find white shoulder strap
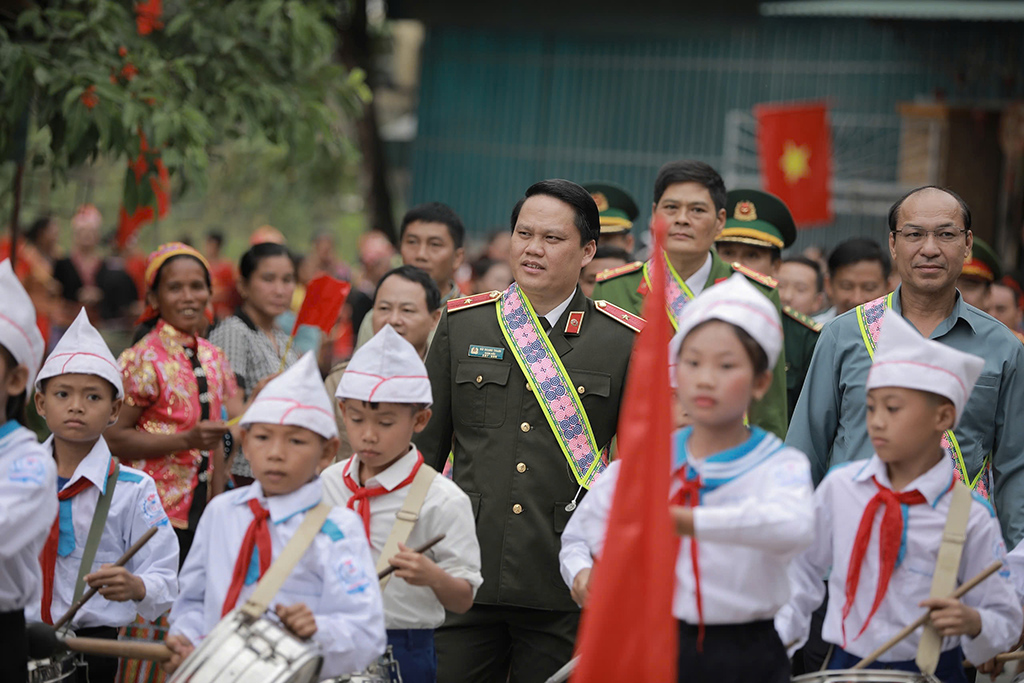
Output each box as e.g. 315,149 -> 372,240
916,481 -> 973,673
376,464 -> 438,590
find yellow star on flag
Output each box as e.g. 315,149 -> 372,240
779,140 -> 812,185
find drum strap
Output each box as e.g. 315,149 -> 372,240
375,464 -> 438,590
915,480 -> 972,674
240,502 -> 333,620
73,464 -> 119,606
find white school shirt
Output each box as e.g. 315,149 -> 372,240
1006,538 -> 1024,602
321,445 -> 483,630
0,421 -> 57,612
560,427 -> 814,624
24,437 -> 178,627
168,479 -> 386,679
775,455 -> 1022,665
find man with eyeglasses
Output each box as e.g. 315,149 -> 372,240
787,185 -> 1024,548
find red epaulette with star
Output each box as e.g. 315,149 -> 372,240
595,300 -> 646,333
731,262 -> 778,289
596,260 -> 643,283
447,290 -> 501,312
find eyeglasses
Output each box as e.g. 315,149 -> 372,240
892,228 -> 967,244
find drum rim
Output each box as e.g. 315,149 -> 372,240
793,669 -> 941,683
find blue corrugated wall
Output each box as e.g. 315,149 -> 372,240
410,17 -> 1024,250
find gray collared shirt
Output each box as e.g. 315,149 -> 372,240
786,284 -> 1024,545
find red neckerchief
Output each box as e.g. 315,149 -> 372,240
671,467 -> 706,651
221,498 -> 272,616
343,451 -> 423,539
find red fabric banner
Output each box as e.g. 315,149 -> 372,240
755,101 -> 833,227
571,217 -> 679,683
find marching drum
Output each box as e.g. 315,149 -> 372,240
166,610 -> 322,683
793,670 -> 942,683
331,646 -> 402,683
27,651 -> 79,683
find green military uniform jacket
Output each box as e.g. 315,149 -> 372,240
592,249 -> 788,438
414,287 -> 638,611
781,307 -> 821,420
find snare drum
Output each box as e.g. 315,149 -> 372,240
331,646 -> 402,683
794,669 -> 942,683
167,611 -> 322,683
27,651 -> 78,683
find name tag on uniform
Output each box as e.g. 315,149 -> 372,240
469,344 -> 504,360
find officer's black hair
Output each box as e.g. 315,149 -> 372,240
0,344 -> 27,426
679,320 -> 770,376
374,265 -> 442,313
132,254 -> 212,344
401,203 -> 466,250
827,238 -> 892,281
887,185 -> 971,233
783,255 -> 824,294
593,245 -> 632,263
239,242 -> 296,282
653,160 -> 727,213
510,179 -> 600,247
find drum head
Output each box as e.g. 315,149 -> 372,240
793,669 -> 941,683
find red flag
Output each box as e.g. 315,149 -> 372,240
291,275 -> 351,336
572,217 -> 679,683
755,101 -> 833,226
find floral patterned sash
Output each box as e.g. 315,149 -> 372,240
643,254 -> 696,329
496,284 -> 606,489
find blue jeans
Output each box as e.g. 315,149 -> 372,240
828,645 -> 968,683
387,628 -> 436,683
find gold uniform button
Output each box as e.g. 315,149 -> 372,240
577,385 -> 585,394
520,422 -> 530,433
476,375 -> 483,383
512,504 -> 523,514
525,382 -> 532,391
516,462 -> 527,473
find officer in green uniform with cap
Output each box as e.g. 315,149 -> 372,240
584,181 -> 638,254
715,189 -> 821,419
957,236 -> 1001,309
592,160 -> 788,438
416,179 -> 641,683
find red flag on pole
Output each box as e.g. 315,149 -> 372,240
291,275 -> 351,336
755,101 -> 833,226
571,217 -> 679,683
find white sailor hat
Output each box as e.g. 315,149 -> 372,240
240,352 -> 338,439
669,272 -> 783,377
866,311 -> 984,428
36,309 -> 124,399
336,324 -> 432,406
0,259 -> 45,388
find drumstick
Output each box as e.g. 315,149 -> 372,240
64,636 -> 172,662
53,526 -> 159,631
852,561 -> 1002,670
377,535 -> 446,580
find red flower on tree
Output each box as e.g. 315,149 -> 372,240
120,63 -> 139,81
80,86 -> 98,109
135,0 -> 164,35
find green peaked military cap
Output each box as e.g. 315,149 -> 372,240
962,237 -> 1002,282
584,182 -> 639,234
719,189 -> 797,250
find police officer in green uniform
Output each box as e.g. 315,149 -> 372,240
715,189 -> 821,419
592,161 -> 788,438
584,181 -> 638,255
415,179 -> 641,683
956,236 -> 1001,309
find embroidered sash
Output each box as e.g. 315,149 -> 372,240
496,283 -> 606,488
855,293 -> 991,498
643,254 -> 696,329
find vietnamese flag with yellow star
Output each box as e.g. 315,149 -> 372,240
754,101 -> 833,226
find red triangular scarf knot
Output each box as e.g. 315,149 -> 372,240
343,452 -> 423,539
671,468 -> 707,651
221,499 -> 272,617
841,477 -> 928,645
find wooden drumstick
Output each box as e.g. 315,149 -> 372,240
64,636 -> 171,662
377,534 -> 446,580
852,561 -> 1003,670
53,526 -> 159,630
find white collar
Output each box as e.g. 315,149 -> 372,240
686,253 -> 713,296
347,445 -> 419,491
853,454 -> 954,506
47,436 -> 114,493
542,287 -> 578,329
236,478 -> 324,524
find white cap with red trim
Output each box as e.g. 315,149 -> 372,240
36,308 -> 123,398
0,259 -> 45,388
336,324 -> 432,406
866,311 -> 984,428
240,351 -> 338,439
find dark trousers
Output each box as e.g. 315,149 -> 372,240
388,628 -> 435,683
75,625 -> 120,683
828,645 -> 968,683
435,604 -> 579,683
791,591 -> 830,674
677,620 -> 790,683
0,608 -> 27,683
